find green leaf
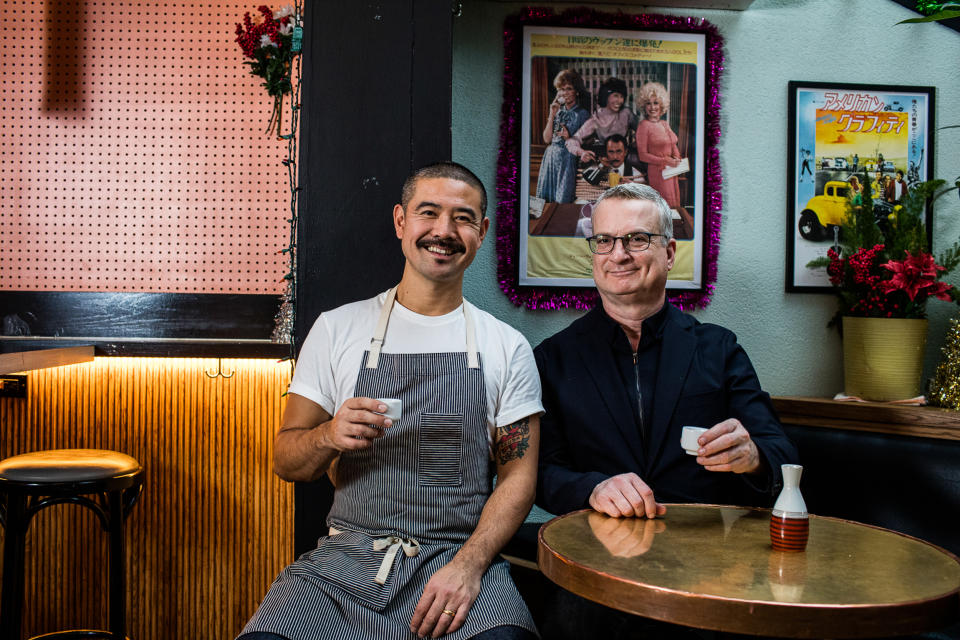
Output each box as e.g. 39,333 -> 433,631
896,8 -> 960,23
937,241 -> 960,274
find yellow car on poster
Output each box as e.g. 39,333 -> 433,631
798,180 -> 899,241
797,181 -> 851,241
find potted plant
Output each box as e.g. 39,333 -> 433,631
808,178 -> 960,401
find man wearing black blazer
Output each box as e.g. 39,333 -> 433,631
535,183 -> 797,520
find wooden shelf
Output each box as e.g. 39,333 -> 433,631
772,396 -> 960,442
0,345 -> 95,374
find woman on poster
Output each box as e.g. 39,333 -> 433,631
535,69 -> 589,203
565,77 -> 638,164
635,81 -> 694,238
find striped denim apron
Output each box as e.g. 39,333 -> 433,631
240,288 -> 537,640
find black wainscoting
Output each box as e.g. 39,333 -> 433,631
292,0 -> 453,557
784,424 -> 960,557
0,292 -> 287,357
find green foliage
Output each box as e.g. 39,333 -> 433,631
937,239 -> 960,276
897,9 -> 960,23
897,1 -> 960,22
808,176 -> 960,322
834,176 -> 946,263
842,175 -> 884,253
243,33 -> 293,98
888,179 -> 942,255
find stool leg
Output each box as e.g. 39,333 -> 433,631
1,490 -> 28,640
107,488 -> 127,639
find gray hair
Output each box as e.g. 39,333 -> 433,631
594,183 -> 674,242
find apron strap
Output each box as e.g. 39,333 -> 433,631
367,286 -> 480,370
367,287 -> 398,369
463,303 -> 479,369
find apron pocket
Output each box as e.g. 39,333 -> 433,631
418,413 -> 464,486
289,531 -> 403,612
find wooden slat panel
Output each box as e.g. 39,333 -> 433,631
0,357 -> 293,639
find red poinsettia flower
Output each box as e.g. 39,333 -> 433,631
881,251 -> 948,300
927,280 -> 955,302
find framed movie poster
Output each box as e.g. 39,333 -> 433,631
495,8 -> 723,310
786,81 -> 935,292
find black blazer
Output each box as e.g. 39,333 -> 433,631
534,304 -> 798,516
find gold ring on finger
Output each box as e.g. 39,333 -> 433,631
442,609 -> 456,617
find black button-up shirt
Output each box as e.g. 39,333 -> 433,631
595,302 -> 669,456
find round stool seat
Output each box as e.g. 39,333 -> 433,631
0,449 -> 141,484
1,449 -> 143,639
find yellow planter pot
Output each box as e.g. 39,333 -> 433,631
842,317 -> 928,401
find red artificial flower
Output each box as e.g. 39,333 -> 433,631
925,280 -> 955,302
881,251 -> 948,301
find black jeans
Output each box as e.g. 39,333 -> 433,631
538,583 -> 711,640
537,583 -> 960,640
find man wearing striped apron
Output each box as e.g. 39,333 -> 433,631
239,163 -> 543,640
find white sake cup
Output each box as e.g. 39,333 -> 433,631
680,426 -> 708,455
376,398 -> 402,422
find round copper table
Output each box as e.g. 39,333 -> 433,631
537,505 -> 960,638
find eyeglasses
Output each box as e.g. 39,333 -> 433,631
586,231 -> 666,254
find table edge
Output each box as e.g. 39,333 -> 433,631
536,506 -> 960,638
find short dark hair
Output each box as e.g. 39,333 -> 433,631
605,134 -> 628,151
896,170 -> 904,179
597,77 -> 628,108
400,162 -> 487,217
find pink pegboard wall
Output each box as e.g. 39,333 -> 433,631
1,1 -> 290,294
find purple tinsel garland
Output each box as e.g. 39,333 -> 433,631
495,7 -> 725,310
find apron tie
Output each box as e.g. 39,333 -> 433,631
372,535 -> 420,585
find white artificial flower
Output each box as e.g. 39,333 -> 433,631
273,6 -> 294,20
260,34 -> 276,48
279,21 -> 293,35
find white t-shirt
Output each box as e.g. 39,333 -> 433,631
289,291 -> 544,441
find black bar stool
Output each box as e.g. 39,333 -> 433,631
0,449 -> 144,640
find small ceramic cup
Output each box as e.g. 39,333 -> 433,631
376,398 -> 402,422
680,426 -> 708,455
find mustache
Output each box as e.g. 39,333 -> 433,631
416,237 -> 466,254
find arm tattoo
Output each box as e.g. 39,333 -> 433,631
495,417 -> 531,465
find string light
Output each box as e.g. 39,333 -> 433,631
271,0 -> 303,366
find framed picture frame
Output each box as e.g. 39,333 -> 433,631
496,8 -> 724,310
785,81 -> 935,292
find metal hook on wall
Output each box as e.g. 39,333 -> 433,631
205,358 -> 235,379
